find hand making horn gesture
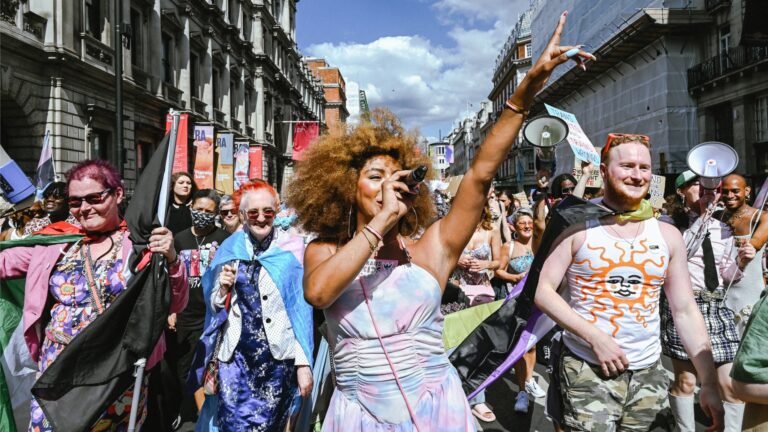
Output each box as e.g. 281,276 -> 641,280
510,11 -> 596,109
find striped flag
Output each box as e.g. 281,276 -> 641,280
0,234 -> 83,432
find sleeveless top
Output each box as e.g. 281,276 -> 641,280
507,241 -> 533,274
564,218 -> 670,369
322,253 -> 475,430
726,227 -> 766,334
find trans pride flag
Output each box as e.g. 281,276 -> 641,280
189,228 -> 313,432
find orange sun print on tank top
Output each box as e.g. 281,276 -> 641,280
574,239 -> 666,337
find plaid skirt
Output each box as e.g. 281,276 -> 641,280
661,292 -> 740,363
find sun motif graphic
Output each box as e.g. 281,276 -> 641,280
574,239 -> 666,337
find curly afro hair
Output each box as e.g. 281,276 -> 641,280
285,109 -> 435,242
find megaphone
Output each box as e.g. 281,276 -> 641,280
522,115 -> 569,162
0,145 -> 35,204
686,141 -> 739,190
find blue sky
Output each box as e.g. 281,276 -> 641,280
296,0 -> 530,140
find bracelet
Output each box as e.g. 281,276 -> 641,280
363,225 -> 384,242
504,100 -> 530,117
359,229 -> 379,255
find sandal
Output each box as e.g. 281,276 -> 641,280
471,403 -> 497,423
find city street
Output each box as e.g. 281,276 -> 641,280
2,0 -> 767,431
480,358 -> 710,432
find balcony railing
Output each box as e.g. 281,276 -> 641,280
191,97 -> 207,117
688,45 -> 768,89
705,0 -> 730,12
162,83 -> 183,105
213,108 -> 226,125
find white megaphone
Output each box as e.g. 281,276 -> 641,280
686,141 -> 739,189
522,115 -> 569,162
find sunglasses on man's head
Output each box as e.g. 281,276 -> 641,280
244,208 -> 275,220
220,209 -> 236,217
601,133 -> 651,159
67,188 -> 113,208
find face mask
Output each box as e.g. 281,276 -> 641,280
191,209 -> 216,229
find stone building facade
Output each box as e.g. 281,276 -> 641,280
529,0 -> 767,184
0,0 -> 324,193
488,6 -> 537,192
687,0 -> 768,178
306,58 -> 348,129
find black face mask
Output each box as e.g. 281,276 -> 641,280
190,209 -> 216,229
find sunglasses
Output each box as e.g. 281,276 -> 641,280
560,187 -> 575,195
44,192 -> 66,200
67,188 -> 113,208
220,209 -> 236,217
244,208 -> 275,220
601,133 -> 651,160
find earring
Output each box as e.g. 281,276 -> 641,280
399,207 -> 419,238
347,206 -> 354,239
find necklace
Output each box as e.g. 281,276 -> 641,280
724,207 -> 750,227
605,221 -> 644,250
193,230 -> 208,249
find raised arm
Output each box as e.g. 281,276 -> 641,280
417,12 -> 595,276
573,162 -> 593,199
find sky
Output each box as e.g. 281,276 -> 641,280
296,0 -> 530,141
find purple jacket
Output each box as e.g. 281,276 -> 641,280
0,231 -> 188,370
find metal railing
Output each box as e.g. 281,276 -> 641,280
705,0 -> 730,12
688,45 -> 768,88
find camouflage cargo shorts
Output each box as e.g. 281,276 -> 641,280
559,351 -> 668,431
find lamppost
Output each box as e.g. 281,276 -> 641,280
114,0 -> 123,174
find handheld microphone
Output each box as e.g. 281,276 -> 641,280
404,165 -> 428,188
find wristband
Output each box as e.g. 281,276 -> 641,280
359,229 -> 379,255
363,225 -> 384,242
504,100 -> 530,117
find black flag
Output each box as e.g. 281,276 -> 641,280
449,196 -> 613,394
31,131 -> 175,431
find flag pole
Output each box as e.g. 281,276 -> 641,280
127,109 -> 180,432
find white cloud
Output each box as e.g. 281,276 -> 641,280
433,0 -> 525,24
306,1 -> 529,137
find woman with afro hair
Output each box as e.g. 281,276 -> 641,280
285,13 -> 593,431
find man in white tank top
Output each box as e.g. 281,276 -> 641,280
535,135 -> 725,431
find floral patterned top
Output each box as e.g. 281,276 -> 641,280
40,242 -> 126,372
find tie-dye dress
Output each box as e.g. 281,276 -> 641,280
322,258 -> 475,431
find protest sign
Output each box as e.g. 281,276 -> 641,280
571,148 -> 603,188
545,104 -> 600,166
513,191 -> 530,208
649,175 -> 666,209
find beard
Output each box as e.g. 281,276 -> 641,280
603,176 -> 649,210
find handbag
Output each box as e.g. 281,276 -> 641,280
202,289 -> 232,395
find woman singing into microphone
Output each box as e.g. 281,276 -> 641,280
285,12 -> 593,431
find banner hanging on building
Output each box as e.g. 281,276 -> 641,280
249,145 -> 263,180
291,121 -> 320,161
166,113 -> 189,173
445,144 -> 455,164
193,125 -> 214,189
234,141 -> 250,190
215,133 -> 234,194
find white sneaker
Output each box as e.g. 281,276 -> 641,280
524,378 -> 546,399
514,391 -> 529,413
